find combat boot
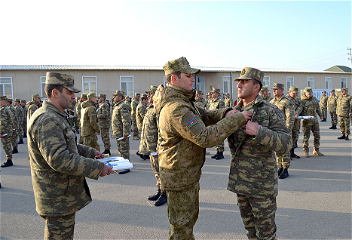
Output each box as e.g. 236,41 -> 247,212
278,167 -> 283,176
155,191 -> 167,206
290,148 -> 300,159
313,149 -> 324,156
12,148 -> 18,154
18,139 -> 24,144
215,152 -> 224,160
211,151 -> 219,159
1,160 -> 13,168
332,125 -> 337,129
23,133 -> 27,138
102,149 -> 111,155
329,125 -> 334,129
345,135 -> 349,140
279,169 -> 289,179
293,141 -> 298,148
337,135 -> 346,139
148,188 -> 161,201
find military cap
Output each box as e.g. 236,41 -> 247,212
322,90 -> 326,93
163,56 -> 200,76
261,85 -> 269,91
211,88 -> 220,94
289,86 -> 298,93
15,98 -> 21,102
32,94 -> 40,99
330,89 -> 335,92
0,96 -> 8,101
146,85 -> 158,94
196,90 -> 203,95
135,92 -> 140,96
272,83 -> 284,90
225,93 -> 230,96
81,93 -> 87,99
112,90 -> 124,97
87,92 -> 97,99
235,67 -> 264,82
46,72 -> 80,93
98,93 -> 106,98
341,87 -> 348,92
20,99 -> 26,103
141,93 -> 148,98
304,87 -> 313,93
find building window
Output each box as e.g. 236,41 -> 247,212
120,76 -> 134,97
341,77 -> 347,88
222,76 -> 231,94
307,77 -> 314,88
0,77 -> 13,99
40,76 -> 47,99
286,76 -> 294,92
325,77 -> 332,89
195,76 -> 206,95
263,76 -> 270,87
82,76 -> 97,94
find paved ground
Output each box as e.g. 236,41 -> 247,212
0,119 -> 351,240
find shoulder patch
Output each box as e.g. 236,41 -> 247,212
187,118 -> 197,128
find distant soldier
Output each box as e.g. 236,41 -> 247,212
205,92 -> 211,109
14,99 -> 24,144
77,93 -> 87,144
0,96 -> 14,167
73,97 -> 80,132
224,93 -> 233,108
27,94 -> 41,122
97,94 -> 111,155
111,90 -> 131,160
136,94 -> 148,134
124,96 -> 132,113
327,89 -> 338,129
195,90 -> 206,109
296,87 -> 324,157
131,93 -> 140,140
320,90 -> 328,122
270,83 -> 295,179
7,99 -> 19,154
80,92 -> 100,151
20,100 -> 28,138
208,88 -> 226,160
337,88 -> 352,140
260,85 -> 273,102
286,86 -> 301,159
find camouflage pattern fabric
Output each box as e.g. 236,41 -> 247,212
224,97 -> 233,108
100,128 -> 110,151
261,95 -> 273,102
27,100 -> 41,122
150,155 -> 161,189
75,101 -> 82,130
124,100 -> 131,113
139,104 -> 158,155
194,97 -> 206,109
320,95 -> 328,119
131,98 -> 139,137
15,104 -> 24,141
80,100 -> 100,137
41,213 -> 75,240
9,104 -> 18,149
337,94 -> 352,135
27,101 -> 104,217
22,105 -> 28,134
136,101 -> 148,133
0,105 -> 13,161
82,135 -> 100,152
286,94 -> 302,145
207,97 -> 226,152
97,102 -> 111,150
327,95 -> 338,125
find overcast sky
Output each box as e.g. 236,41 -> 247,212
1,0 -> 351,71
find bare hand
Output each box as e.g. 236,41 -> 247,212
241,111 -> 252,121
225,109 -> 235,118
123,136 -> 128,140
100,165 -> 114,177
95,151 -> 104,159
244,121 -> 259,136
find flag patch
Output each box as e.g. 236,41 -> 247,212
187,119 -> 197,128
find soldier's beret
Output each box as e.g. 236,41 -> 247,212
272,83 -> 284,90
87,92 -> 97,99
46,72 -> 80,93
235,67 -> 264,83
163,56 -> 200,76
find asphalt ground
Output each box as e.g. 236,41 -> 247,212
0,118 -> 351,240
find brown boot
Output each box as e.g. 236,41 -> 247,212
313,149 -> 324,156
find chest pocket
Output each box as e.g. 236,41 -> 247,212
64,128 -> 77,146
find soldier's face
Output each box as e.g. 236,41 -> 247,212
213,92 -> 219,98
173,73 -> 195,92
322,92 -> 326,96
20,102 -> 25,107
58,88 -> 75,110
34,97 -> 41,103
237,79 -> 257,99
135,95 -> 140,100
342,90 -> 347,96
289,91 -> 297,98
273,88 -> 283,97
331,92 -> 335,96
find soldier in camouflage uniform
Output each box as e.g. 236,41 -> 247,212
131,92 -> 140,140
97,94 -> 111,155
27,94 -> 41,122
27,72 -> 113,240
0,96 -> 14,167
336,88 -> 352,140
7,99 -> 19,154
208,88 -> 226,160
327,89 -> 338,129
195,90 -> 206,109
286,86 -> 301,159
228,67 -> 292,240
111,90 -> 131,160
14,99 -> 24,144
320,90 -> 328,122
124,95 -> 132,113
205,92 -> 211,109
270,83 -> 295,179
260,85 -> 273,102
155,57 -> 252,240
77,94 -> 87,144
296,87 -> 324,157
136,94 -> 148,134
138,85 -> 167,206
20,100 -> 28,138
224,93 -> 233,108
80,92 -> 100,151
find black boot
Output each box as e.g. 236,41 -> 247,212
293,141 -> 298,148
23,133 -> 27,138
211,151 -> 219,159
329,125 -> 334,129
291,148 -> 300,159
136,151 -> 149,160
279,169 -> 289,179
1,160 -> 13,168
12,148 -> 18,154
278,168 -> 283,176
215,152 -> 224,160
338,135 -> 346,139
155,191 -> 167,206
148,189 -> 161,201
345,135 -> 349,140
102,149 -> 111,155
18,139 -> 24,144
332,125 -> 337,129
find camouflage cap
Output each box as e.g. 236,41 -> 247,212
135,92 -> 140,96
98,93 -> 106,98
211,88 -> 220,94
87,92 -> 97,99
15,98 -> 21,102
235,67 -> 264,82
46,72 -> 80,93
81,93 -> 87,99
32,94 -> 40,99
141,93 -> 148,98
0,96 -> 8,101
163,56 -> 200,76
272,83 -> 284,90
304,87 -> 313,93
145,85 -> 158,94
289,86 -> 298,93
342,87 -> 348,92
261,85 -> 269,91
196,90 -> 203,95
20,99 -> 26,103
330,89 -> 335,92
322,90 -> 326,93
113,90 -> 124,97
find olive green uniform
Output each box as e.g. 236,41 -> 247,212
8,104 -> 19,150
80,100 -> 100,151
208,97 -> 226,153
15,103 -> 24,142
97,102 -> 111,151
337,94 -> 352,136
131,97 -> 140,138
136,101 -> 148,134
0,104 -> 13,163
327,95 -> 338,126
320,95 -> 328,119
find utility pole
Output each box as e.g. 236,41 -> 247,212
348,47 -> 352,66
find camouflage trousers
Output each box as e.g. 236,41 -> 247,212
167,182 -> 199,240
1,135 -> 12,161
302,120 -> 320,151
150,155 -> 161,190
74,117 -> 80,131
18,123 -> 23,141
321,107 -> 327,119
100,128 -> 111,151
275,152 -> 290,169
132,117 -> 139,137
11,129 -> 18,149
215,141 -> 224,152
339,116 -> 350,135
116,138 -> 130,159
291,119 -> 300,144
41,213 -> 75,240
329,111 -> 338,126
237,194 -> 277,240
82,135 -> 100,152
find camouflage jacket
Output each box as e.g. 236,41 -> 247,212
97,102 -> 111,129
195,97 -> 206,109
136,101 -> 148,132
27,100 -> 41,121
111,100 -> 131,138
261,94 -> 273,102
27,101 -> 104,216
22,105 -> 28,125
154,84 -> 247,191
296,95 -> 322,124
208,97 -> 225,110
0,105 -> 13,135
224,98 -> 233,108
9,104 -> 18,130
336,94 -> 352,117
80,100 -> 100,137
131,98 -> 139,119
327,95 -> 338,112
139,104 -> 159,155
285,94 -> 302,115
270,95 -> 295,132
75,101 -> 82,119
319,96 -> 328,109
227,95 -> 292,198
15,104 -> 24,127
124,100 -> 132,112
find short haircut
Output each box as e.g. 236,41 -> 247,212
165,71 -> 181,83
141,96 -> 148,101
253,80 -> 263,91
45,84 -> 64,98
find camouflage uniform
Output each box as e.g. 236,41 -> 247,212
8,102 -> 19,151
320,92 -> 328,121
136,100 -> 148,134
156,57 -> 248,240
27,94 -> 41,122
296,87 -> 323,156
15,99 -> 24,143
97,95 -> 111,152
80,96 -> 100,151
195,91 -> 206,109
131,94 -> 140,139
224,95 -> 233,108
286,91 -> 302,148
0,97 -> 13,166
21,100 -> 28,137
336,88 -> 352,138
124,99 -> 132,113
327,90 -> 338,127
111,91 -> 131,159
